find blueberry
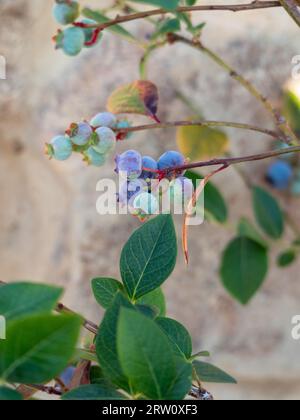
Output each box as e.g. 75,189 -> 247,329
94,127 -> 116,154
46,135 -> 72,161
59,366 -> 76,387
90,112 -> 117,129
157,151 -> 185,177
84,146 -> 106,167
69,122 -> 92,146
55,27 -> 85,56
118,179 -> 147,206
115,150 -> 142,180
266,160 -> 293,190
53,1 -> 80,25
132,192 -> 158,215
169,177 -> 194,207
79,18 -> 102,47
141,156 -> 158,180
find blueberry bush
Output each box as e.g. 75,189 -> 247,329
2,0 -> 300,400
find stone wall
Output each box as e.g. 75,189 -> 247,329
1,0 -> 300,400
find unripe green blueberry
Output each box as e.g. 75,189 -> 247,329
84,147 -> 106,167
69,122 -> 93,146
132,192 -> 158,215
94,127 -> 116,154
55,27 -> 85,56
90,112 -> 117,129
53,1 -> 80,25
46,135 -> 72,161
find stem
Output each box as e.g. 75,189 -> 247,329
278,0 -> 300,26
167,34 -> 299,145
77,2 -> 282,30
56,303 -> 98,335
163,146 -> 300,173
117,120 -> 280,139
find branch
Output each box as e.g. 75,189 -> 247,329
167,34 -> 299,145
56,303 -> 98,335
76,2 -> 281,31
161,145 -> 300,173
117,120 -> 280,139
279,0 -> 300,26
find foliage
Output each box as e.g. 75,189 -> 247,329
0,217 -> 235,400
2,0 -> 300,401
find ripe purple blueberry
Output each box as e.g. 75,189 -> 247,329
266,160 -> 293,190
141,156 -> 158,180
157,151 -> 185,178
115,150 -> 143,180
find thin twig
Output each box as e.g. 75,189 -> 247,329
56,303 -> 98,335
167,33 -> 299,145
279,0 -> 300,26
163,145 -> 300,173
116,120 -> 280,139
76,2 -> 282,31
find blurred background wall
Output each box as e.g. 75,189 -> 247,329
0,0 -> 300,399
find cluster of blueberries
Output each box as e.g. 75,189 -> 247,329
45,112 -> 131,166
115,150 -> 194,219
266,142 -> 300,196
52,0 -> 100,56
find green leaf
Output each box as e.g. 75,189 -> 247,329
136,304 -> 159,319
177,123 -> 229,160
137,288 -> 166,317
277,249 -> 297,267
220,236 -> 268,304
95,293 -> 133,391
0,387 -> 23,401
165,357 -> 192,400
130,0 -> 180,10
283,89 -> 300,136
62,384 -> 126,400
252,186 -> 284,239
91,278 -> 123,309
120,215 -> 177,300
82,8 -> 137,44
117,308 -> 177,400
0,282 -> 62,321
193,360 -> 237,384
107,80 -> 159,118
186,170 -> 228,223
0,314 -> 81,384
156,317 -> 192,359
238,217 -> 268,248
152,18 -> 181,39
